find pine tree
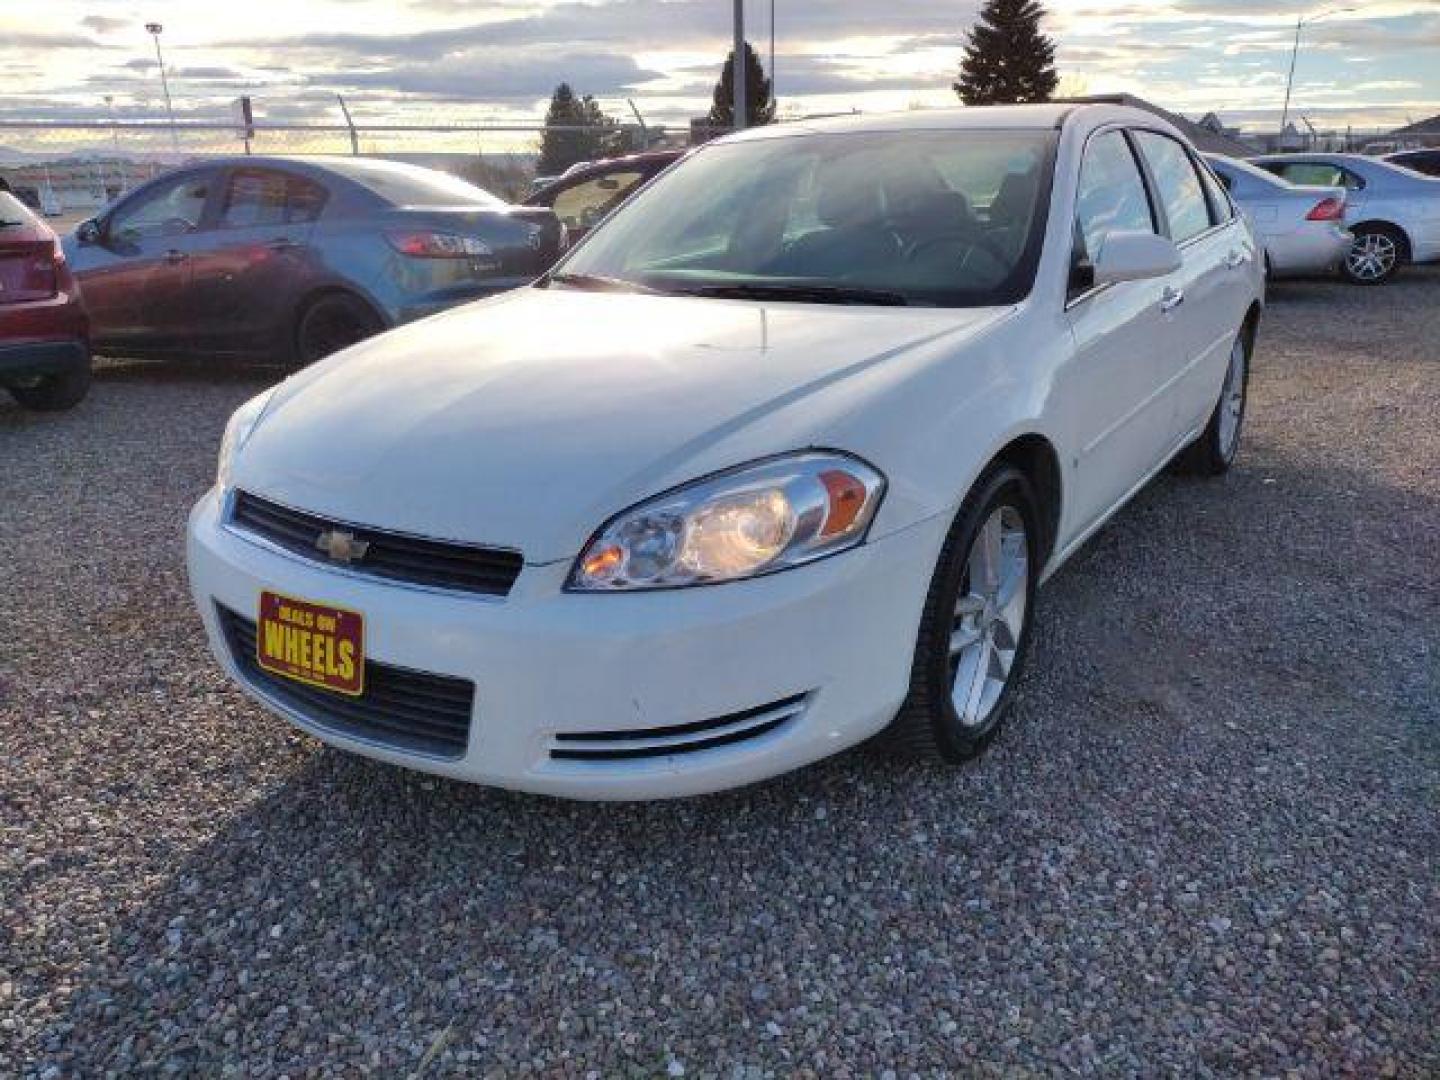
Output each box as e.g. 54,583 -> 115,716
954,0 -> 1059,106
537,84 -> 621,176
706,42 -> 776,130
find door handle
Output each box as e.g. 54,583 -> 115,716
1224,249 -> 1248,269
163,249 -> 187,264
1160,286 -> 1185,313
266,238 -> 298,251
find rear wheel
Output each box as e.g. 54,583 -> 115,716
295,293 -> 384,366
887,464 -> 1039,762
7,364 -> 91,411
1342,224 -> 1404,285
1178,327 -> 1249,476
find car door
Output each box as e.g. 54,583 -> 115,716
546,168 -> 647,242
70,168 -> 218,351
187,166 -> 328,353
1131,130 -> 1253,438
1056,127 -> 1178,532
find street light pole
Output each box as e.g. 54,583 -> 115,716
733,0 -> 747,131
1279,7 -> 1355,140
145,22 -> 180,156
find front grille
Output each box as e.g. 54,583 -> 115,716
550,693 -> 809,762
218,605 -> 475,758
230,491 -> 523,597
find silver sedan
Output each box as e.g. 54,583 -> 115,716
1248,152 -> 1440,284
1205,155 -> 1351,279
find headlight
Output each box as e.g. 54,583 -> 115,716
568,452 -> 886,591
216,388 -> 276,490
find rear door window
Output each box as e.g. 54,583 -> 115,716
219,169 -> 328,229
1133,131 -> 1214,242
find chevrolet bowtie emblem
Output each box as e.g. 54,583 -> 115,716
315,528 -> 370,564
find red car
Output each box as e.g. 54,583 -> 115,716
1,190 -> 90,410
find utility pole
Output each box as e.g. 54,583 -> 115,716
733,0 -> 747,131
1280,7 -> 1355,140
770,0 -> 776,110
144,22 -> 179,156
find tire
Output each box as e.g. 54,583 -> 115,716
1342,224 -> 1405,285
295,293 -> 384,365
886,463 -> 1040,762
7,364 -> 91,411
1177,325 -> 1250,476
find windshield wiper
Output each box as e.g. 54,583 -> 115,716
673,282 -> 910,306
541,271 -> 664,295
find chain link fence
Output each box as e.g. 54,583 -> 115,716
0,117 -> 728,219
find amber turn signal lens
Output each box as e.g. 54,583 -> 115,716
580,544 -> 624,580
818,469 -> 868,538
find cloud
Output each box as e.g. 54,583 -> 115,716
80,15 -> 128,35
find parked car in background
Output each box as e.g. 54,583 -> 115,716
525,150 -> 683,243
0,190 -> 90,411
65,157 -> 564,365
1385,148 -> 1440,178
1250,152 -> 1440,284
188,104 -> 1263,799
1205,154 -> 1350,278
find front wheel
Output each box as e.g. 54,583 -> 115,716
1177,327 -> 1249,476
1342,225 -> 1404,285
887,464 -> 1039,762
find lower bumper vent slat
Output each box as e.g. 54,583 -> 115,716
550,693 -> 809,762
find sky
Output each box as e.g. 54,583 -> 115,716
2,0 -> 1437,143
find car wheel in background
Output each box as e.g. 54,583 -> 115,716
295,293 -> 384,366
1342,224 -> 1405,285
6,365 -> 91,411
887,463 -> 1039,762
1178,325 -> 1251,476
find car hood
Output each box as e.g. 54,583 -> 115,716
234,286 -> 1003,562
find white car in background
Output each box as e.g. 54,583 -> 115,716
188,104 -> 1264,800
1250,152 -> 1440,284
1205,154 -> 1351,278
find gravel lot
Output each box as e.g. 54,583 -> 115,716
2,269 -> 1437,1077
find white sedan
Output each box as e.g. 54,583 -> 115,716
1205,154 -> 1352,278
1250,152 -> 1440,284
188,104 -> 1264,800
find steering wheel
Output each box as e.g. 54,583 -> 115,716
905,224 -> 1011,274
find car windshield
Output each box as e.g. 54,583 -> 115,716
327,160 -> 506,208
553,128 -> 1055,308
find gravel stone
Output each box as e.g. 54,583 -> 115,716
1,270 -> 1437,1076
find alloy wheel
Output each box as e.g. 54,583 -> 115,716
1217,335 -> 1247,462
1347,232 -> 1398,282
949,505 -> 1029,729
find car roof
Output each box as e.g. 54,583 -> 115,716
716,103 -> 1191,147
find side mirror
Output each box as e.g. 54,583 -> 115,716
76,218 -> 101,245
1092,231 -> 1181,285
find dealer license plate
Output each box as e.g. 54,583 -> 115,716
256,591 -> 365,696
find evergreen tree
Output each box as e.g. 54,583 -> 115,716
538,84 -> 621,176
954,0 -> 1059,106
706,42 -> 775,130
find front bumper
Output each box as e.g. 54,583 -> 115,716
187,488 -> 945,799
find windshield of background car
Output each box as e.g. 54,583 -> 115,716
557,129 -> 1056,307
329,162 -> 507,208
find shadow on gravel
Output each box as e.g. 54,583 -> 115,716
94,357 -> 287,385
26,440 -> 1439,1075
